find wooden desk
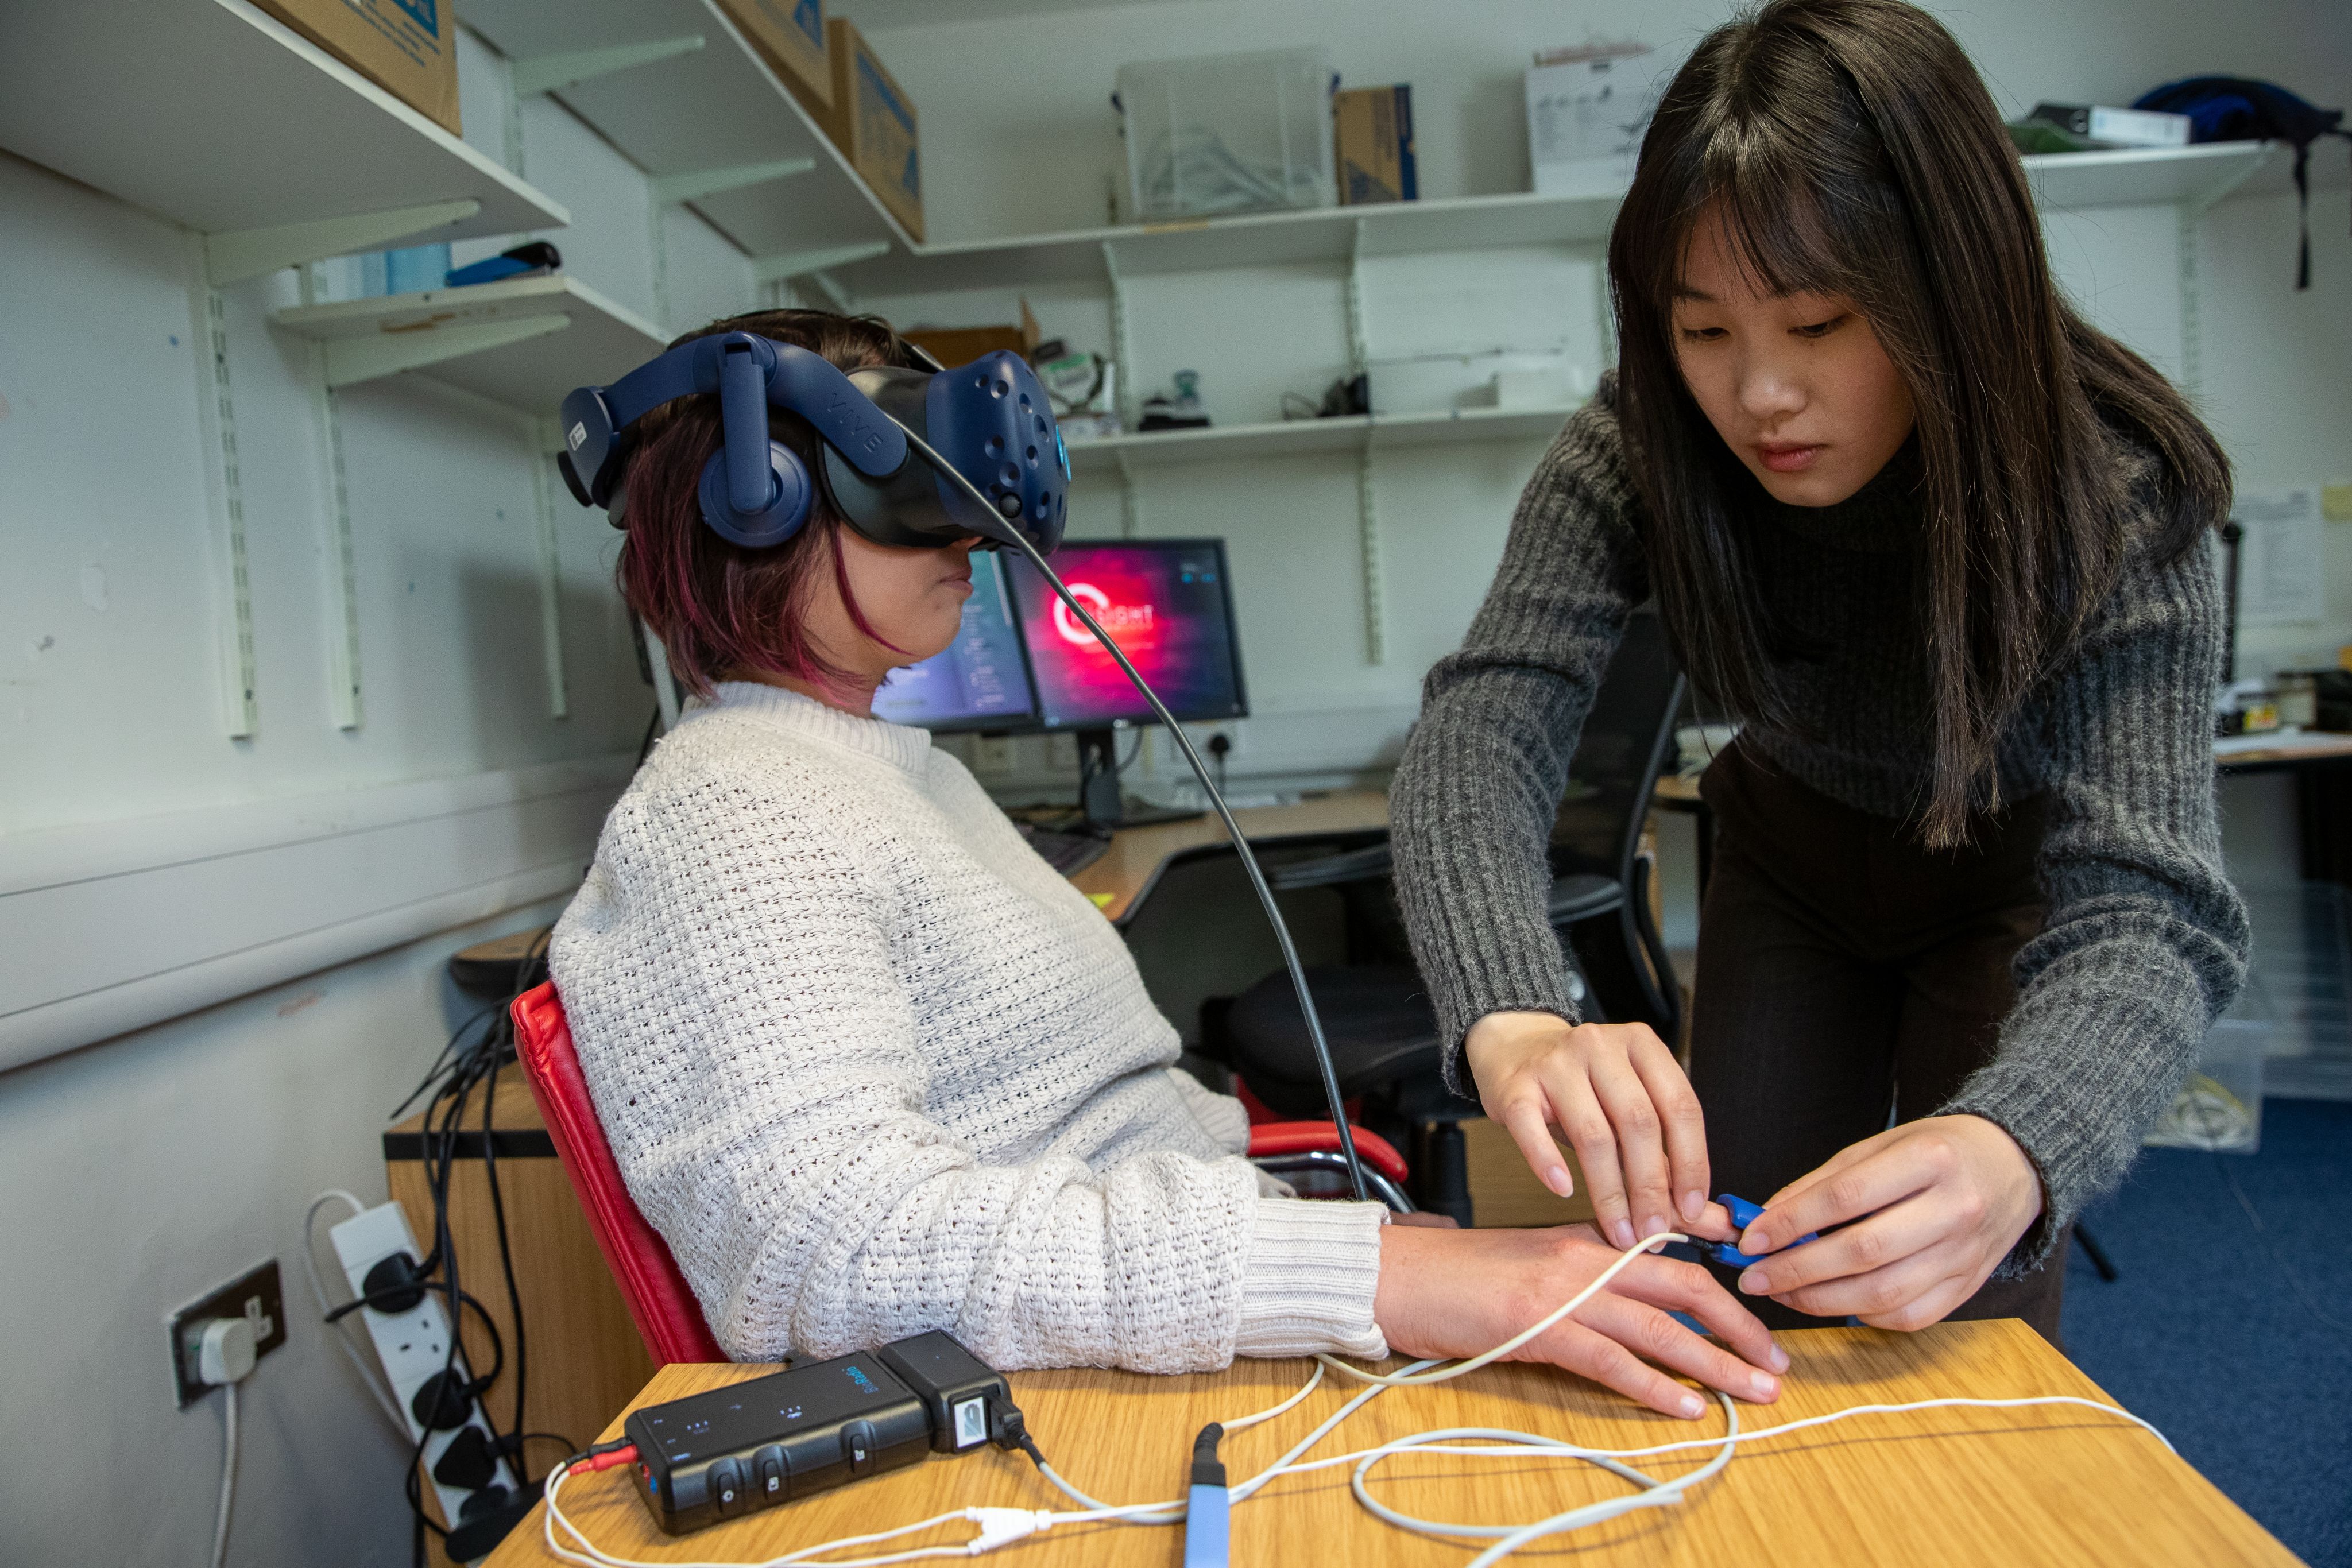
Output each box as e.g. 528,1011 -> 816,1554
483,1319 -> 2289,1567
1070,790 -> 1391,924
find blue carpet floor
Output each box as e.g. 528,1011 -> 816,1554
2063,1097 -> 2352,1565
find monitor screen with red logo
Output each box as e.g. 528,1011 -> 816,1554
1005,539 -> 1248,730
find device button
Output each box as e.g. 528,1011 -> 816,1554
753,1446 -> 786,1507
709,1459 -> 745,1519
842,1419 -> 877,1478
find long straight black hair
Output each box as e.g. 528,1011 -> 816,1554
1610,0 -> 2231,846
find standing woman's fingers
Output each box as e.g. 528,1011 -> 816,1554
1628,1027 -> 1711,1225
1549,1070 -> 1634,1248
1492,1084 -> 1577,1201
1587,1046 -> 1675,1242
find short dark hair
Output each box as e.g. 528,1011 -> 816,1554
613,308 -> 923,696
1609,0 -> 2231,846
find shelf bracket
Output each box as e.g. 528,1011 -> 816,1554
1344,219 -> 1371,380
183,237 -> 257,737
1102,241 -> 1139,429
752,242 -> 891,284
310,350 -> 364,730
510,36 -> 705,98
2175,150 -> 2266,408
319,313 -> 571,390
653,158 -> 817,205
1115,448 -> 1141,539
530,419 -> 570,720
205,199 -> 482,287
1357,447 -> 1387,665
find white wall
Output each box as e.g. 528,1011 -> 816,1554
0,24 -> 763,1564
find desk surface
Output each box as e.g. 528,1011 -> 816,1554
486,1319 -> 2287,1567
1070,791 -> 1391,924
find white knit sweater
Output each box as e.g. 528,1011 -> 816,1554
551,682 -> 1389,1371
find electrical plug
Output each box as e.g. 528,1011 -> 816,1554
194,1316 -> 258,1387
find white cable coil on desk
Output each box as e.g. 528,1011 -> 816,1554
539,1232 -> 2172,1567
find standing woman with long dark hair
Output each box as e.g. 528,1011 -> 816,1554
1391,0 -> 2248,1342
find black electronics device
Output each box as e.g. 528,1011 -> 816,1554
624,1332 -> 1019,1535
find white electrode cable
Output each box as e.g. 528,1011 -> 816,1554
540,1229 -> 2175,1566
211,1380 -> 238,1568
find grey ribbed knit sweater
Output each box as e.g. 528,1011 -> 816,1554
1388,376 -> 2249,1273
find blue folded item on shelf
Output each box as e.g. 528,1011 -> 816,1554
445,240 -> 563,289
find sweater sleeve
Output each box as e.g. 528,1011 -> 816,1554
1942,529 -> 2250,1275
555,776 -> 1385,1373
1388,381 -> 1654,1087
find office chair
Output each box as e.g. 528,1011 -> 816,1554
509,983 -> 1417,1367
1200,609 -> 1689,1225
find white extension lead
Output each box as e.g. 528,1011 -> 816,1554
539,1232 -> 2175,1567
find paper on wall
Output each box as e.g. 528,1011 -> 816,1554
2234,487 -> 2326,625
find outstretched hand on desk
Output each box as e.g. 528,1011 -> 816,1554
1373,1222 -> 1788,1419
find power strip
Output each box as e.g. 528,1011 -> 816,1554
328,1201 -> 518,1527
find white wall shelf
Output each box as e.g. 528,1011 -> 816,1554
1066,404 -> 1578,475
461,0 -> 917,270
0,0 -> 568,276
272,275 -> 666,415
853,189 -> 1625,295
841,140 -> 2315,299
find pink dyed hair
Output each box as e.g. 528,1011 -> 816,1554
613,309 -> 915,697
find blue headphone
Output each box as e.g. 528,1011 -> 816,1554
556,330 -> 1069,556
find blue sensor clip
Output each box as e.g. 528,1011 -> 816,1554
1701,1194 -> 1819,1271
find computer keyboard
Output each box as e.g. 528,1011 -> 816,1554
1016,820 -> 1112,876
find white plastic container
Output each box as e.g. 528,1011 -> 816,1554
1116,48 -> 1339,221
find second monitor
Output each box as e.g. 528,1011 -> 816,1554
1007,538 -> 1248,826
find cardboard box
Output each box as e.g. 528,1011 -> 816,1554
714,0 -> 831,117
818,18 -> 923,241
902,303 -> 1039,368
1525,43 -> 1684,198
253,0 -> 460,135
1335,86 -> 1417,205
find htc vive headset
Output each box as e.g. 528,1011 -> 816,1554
556,330 -> 1069,556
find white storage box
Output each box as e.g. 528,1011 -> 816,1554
1117,47 -> 1339,221
1368,350 -> 1588,415
1526,43 -> 1686,198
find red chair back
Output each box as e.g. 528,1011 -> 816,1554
509,982 -> 727,1365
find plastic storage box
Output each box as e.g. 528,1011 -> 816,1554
1116,48 -> 1339,222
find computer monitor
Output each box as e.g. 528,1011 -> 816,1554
1004,539 -> 1247,824
1005,539 -> 1248,730
870,549 -> 1041,733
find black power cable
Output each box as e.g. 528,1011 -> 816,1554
375,927 -> 570,1565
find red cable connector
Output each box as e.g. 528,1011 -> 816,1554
570,1443 -> 639,1476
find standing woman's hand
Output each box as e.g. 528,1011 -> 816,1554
1462,1010 -> 1727,1251
1726,1114 -> 2044,1330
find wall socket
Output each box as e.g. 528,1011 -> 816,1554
1047,733 -> 1079,770
972,735 -> 1015,774
168,1259 -> 286,1407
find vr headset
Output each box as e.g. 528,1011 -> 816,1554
556,330 -> 1070,557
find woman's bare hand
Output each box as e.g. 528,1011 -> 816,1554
1373,1221 -> 1786,1419
1463,1011 -> 1719,1251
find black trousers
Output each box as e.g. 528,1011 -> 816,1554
1686,742 -> 2068,1344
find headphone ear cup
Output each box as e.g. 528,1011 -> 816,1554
697,441 -> 811,548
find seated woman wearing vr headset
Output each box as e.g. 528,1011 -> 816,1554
548,309 -> 1786,1420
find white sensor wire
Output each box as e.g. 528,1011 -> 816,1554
210,1380 -> 238,1568
541,1227 -> 2173,1566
